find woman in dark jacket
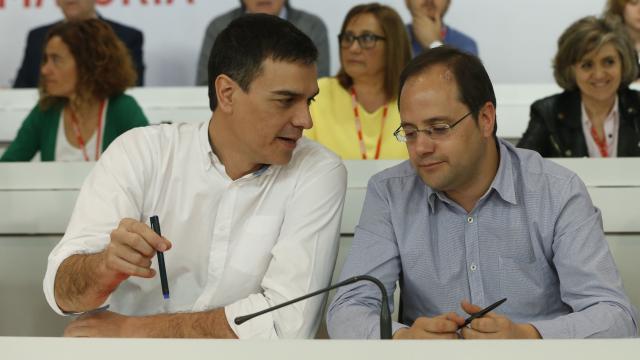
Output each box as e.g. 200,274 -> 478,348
518,16 -> 640,157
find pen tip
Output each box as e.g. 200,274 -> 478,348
163,293 -> 170,300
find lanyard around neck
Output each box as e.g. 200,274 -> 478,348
589,126 -> 609,158
351,87 -> 388,160
69,99 -> 106,161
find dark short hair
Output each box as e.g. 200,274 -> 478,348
207,13 -> 318,111
336,3 -> 411,100
40,19 -> 136,109
399,46 -> 497,136
553,16 -> 638,90
239,0 -> 289,11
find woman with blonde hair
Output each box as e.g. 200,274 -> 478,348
305,3 -> 411,159
2,19 -> 148,161
518,16 -> 640,157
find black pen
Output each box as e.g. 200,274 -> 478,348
150,215 -> 170,300
459,298 -> 507,329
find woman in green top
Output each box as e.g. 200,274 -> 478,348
1,19 -> 148,162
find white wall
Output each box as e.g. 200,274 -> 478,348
0,0 -> 605,87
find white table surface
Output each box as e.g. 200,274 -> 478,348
2,337 -> 639,360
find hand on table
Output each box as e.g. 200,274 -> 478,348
393,311 -> 465,339
459,300 -> 541,339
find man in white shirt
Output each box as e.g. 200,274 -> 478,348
43,14 -> 347,339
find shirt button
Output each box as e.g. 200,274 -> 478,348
470,263 -> 477,271
467,216 -> 474,224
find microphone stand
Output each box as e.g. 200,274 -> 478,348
234,274 -> 392,339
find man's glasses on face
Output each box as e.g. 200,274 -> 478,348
394,112 -> 472,142
338,32 -> 386,49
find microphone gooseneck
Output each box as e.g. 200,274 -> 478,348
234,274 -> 392,339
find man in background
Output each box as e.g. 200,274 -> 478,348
405,0 -> 478,56
14,0 -> 144,87
196,0 -> 330,85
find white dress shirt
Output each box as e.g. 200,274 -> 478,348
581,97 -> 619,158
43,121 -> 347,339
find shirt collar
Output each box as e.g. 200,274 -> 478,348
244,7 -> 288,20
425,138 -> 517,212
490,139 -> 517,205
199,120 -> 216,171
198,120 -> 272,178
580,96 -> 619,127
279,6 -> 288,19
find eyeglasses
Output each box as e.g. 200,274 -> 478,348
338,32 -> 386,49
393,112 -> 472,142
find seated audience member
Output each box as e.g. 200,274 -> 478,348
196,0 -> 330,84
327,46 -> 638,339
405,0 -> 478,56
1,19 -> 148,162
518,16 -> 640,157
43,14 -> 346,339
14,0 -> 144,87
604,0 -> 640,64
305,3 -> 411,160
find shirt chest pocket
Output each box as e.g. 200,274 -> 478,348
228,215 -> 283,276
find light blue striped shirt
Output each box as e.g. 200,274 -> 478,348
327,139 -> 638,338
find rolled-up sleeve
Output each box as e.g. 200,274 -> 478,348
42,129 -> 151,315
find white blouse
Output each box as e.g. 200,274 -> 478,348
54,100 -> 108,161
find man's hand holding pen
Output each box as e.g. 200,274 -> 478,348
458,301 -> 541,339
394,298 -> 541,339
54,218 -> 173,314
61,218 -> 173,337
88,218 -> 172,308
102,218 -> 171,283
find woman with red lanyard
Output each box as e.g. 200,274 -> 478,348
1,19 -> 148,162
518,16 -> 640,158
306,3 -> 412,160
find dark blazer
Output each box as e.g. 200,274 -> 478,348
13,17 -> 145,88
517,88 -> 640,157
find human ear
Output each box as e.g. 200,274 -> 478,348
214,74 -> 237,113
478,101 -> 496,138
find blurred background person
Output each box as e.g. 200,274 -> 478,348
196,0 -> 330,85
305,3 -> 411,160
13,0 -> 144,88
405,0 -> 478,56
1,19 -> 149,162
604,0 -> 640,63
518,16 -> 640,157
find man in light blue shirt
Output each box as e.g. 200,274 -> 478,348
327,46 -> 638,339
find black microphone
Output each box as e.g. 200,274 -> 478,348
234,274 -> 392,339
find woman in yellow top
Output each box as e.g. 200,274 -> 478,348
306,3 -> 412,159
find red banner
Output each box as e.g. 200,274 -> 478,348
0,0 -> 195,8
